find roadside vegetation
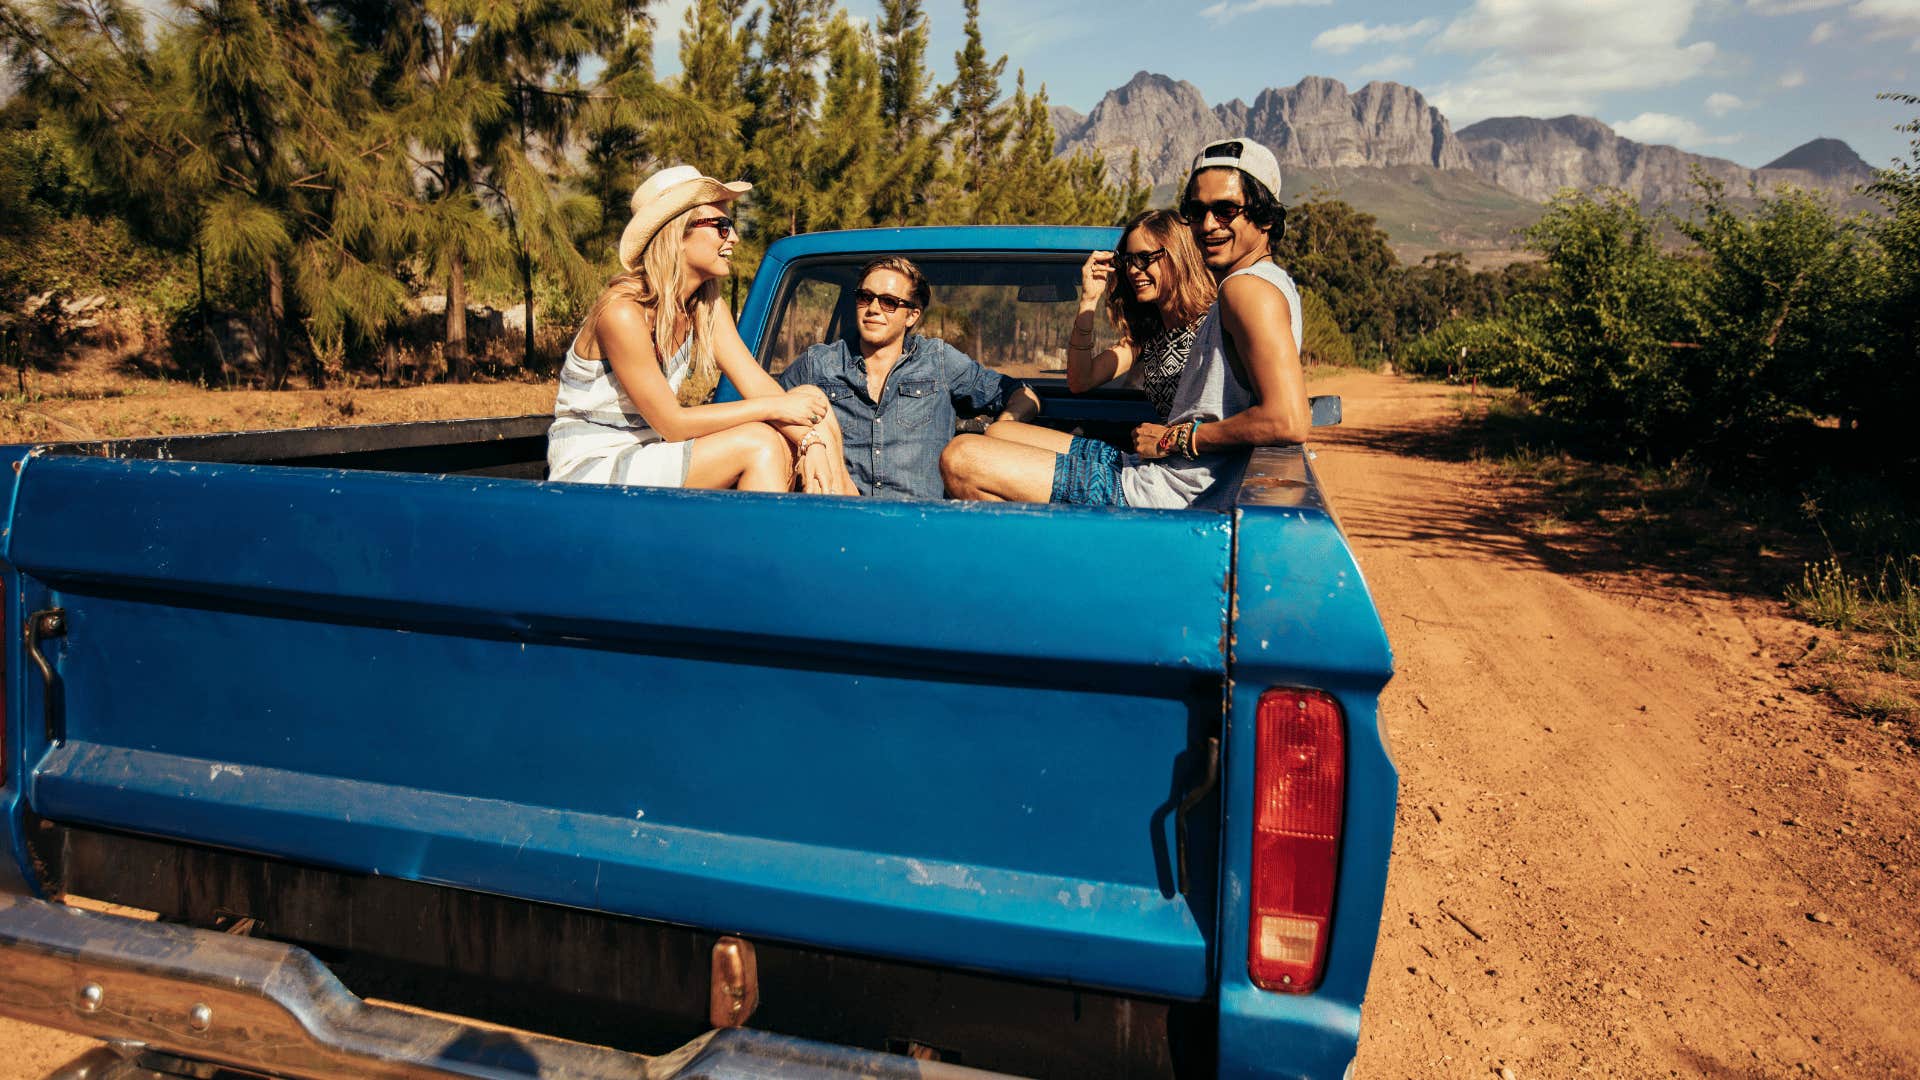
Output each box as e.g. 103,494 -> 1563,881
0,0 -> 1147,390
1400,93 -> 1920,735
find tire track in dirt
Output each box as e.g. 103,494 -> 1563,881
1313,372 -> 1920,1079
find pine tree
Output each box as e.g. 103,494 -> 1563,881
744,0 -> 830,240
640,0 -> 754,196
358,0 -> 681,376
811,12 -> 881,231
998,72 -> 1062,223
936,0 -> 1009,223
871,0 -> 935,225
1119,149 -> 1151,222
5,0 -> 411,387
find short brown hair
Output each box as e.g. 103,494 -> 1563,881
1107,209 -> 1216,347
860,255 -> 931,309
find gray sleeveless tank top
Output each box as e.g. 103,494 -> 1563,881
1119,260 -> 1304,509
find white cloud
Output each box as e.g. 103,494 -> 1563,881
1353,54 -> 1417,78
1430,0 -> 1719,123
1612,112 -> 1745,147
1810,18 -> 1839,39
1744,0 -> 1848,12
1613,112 -> 1707,142
1200,0 -> 1332,24
1780,67 -> 1808,85
1850,0 -> 1920,45
1706,91 -> 1745,114
1313,18 -> 1440,54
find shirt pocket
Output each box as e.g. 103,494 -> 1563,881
893,378 -> 940,430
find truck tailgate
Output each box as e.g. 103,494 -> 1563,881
6,454 -> 1229,1000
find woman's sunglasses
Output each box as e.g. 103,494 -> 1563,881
854,288 -> 918,314
687,216 -> 734,240
1116,248 -> 1166,273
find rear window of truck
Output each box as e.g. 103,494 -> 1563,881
759,256 -> 1090,381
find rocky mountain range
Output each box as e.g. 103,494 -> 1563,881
1053,72 -> 1874,207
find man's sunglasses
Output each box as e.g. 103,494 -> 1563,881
687,216 -> 734,240
854,288 -> 918,313
1180,200 -> 1246,226
1116,248 -> 1166,273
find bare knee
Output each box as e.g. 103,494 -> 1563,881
940,434 -> 978,478
745,422 -> 792,471
941,434 -> 985,493
984,418 -> 1020,441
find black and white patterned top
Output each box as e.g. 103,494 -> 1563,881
1139,318 -> 1203,421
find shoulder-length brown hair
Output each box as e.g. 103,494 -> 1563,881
583,206 -> 723,407
1106,209 -> 1214,348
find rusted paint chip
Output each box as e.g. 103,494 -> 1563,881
709,936 -> 759,1029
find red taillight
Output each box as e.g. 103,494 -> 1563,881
1248,688 -> 1345,993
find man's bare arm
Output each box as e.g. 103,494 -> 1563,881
1192,275 -> 1311,451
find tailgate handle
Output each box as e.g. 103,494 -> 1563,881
1175,734 -> 1220,895
25,608 -> 66,746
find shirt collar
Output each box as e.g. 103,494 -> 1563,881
843,332 -> 923,374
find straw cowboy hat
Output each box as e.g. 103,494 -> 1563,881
618,165 -> 752,273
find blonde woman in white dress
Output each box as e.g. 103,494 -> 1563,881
548,165 -> 856,495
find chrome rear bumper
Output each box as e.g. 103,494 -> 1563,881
0,894 -> 1008,1079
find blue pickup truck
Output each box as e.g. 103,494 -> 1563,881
0,226 -> 1396,1080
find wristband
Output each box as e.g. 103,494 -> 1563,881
1156,425 -> 1179,457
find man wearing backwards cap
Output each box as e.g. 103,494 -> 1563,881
941,136 -> 1309,509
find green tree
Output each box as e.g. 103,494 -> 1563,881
1515,188 -> 1701,449
1273,194 -> 1400,357
1870,91 -> 1920,459
628,0 -> 753,230
810,12 -> 882,231
872,0 -> 935,225
744,0 -> 829,240
1118,149 -> 1150,222
5,0 -> 411,386
996,71 -> 1058,223
935,0 -> 1008,222
1678,177 -> 1885,449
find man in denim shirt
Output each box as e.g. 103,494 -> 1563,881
779,256 -> 1041,498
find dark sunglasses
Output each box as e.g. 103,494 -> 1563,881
854,288 -> 918,313
1116,248 -> 1166,273
687,216 -> 734,240
1180,200 -> 1246,226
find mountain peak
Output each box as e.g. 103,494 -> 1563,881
1060,73 -> 1468,186
1762,137 -> 1873,180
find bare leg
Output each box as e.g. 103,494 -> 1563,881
984,419 -> 1074,454
941,433 -> 1059,502
686,422 -> 794,492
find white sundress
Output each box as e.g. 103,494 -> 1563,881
546,334 -> 694,487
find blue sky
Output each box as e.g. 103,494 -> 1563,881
651,0 -> 1920,170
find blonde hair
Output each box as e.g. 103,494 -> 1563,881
586,206 -> 722,407
1106,209 -> 1215,348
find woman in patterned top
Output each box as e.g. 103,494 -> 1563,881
980,209 -> 1214,460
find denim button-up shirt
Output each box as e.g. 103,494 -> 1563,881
779,334 -> 1019,499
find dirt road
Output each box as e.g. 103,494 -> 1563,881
2,371 -> 1915,1078
1316,372 -> 1920,1078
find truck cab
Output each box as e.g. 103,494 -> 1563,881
0,227 -> 1396,1080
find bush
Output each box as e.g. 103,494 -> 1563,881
1399,316 -> 1547,387
1298,287 -> 1364,368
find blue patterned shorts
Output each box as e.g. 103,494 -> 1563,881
1050,436 -> 1129,507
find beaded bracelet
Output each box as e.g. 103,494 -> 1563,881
1173,418 -> 1203,459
